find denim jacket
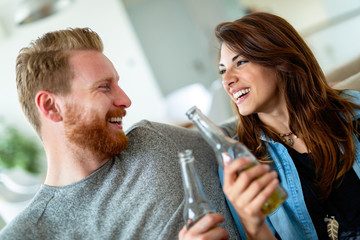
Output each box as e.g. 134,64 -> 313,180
219,90 -> 360,240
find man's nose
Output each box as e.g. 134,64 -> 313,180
113,86 -> 132,108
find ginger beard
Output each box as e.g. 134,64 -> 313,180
63,103 -> 129,160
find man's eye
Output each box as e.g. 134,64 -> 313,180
237,60 -> 248,67
219,69 -> 226,75
99,85 -> 111,90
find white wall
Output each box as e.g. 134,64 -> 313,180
306,1 -> 360,73
240,0 -> 360,74
0,0 -> 166,138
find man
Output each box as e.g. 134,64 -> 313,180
0,28 -> 239,239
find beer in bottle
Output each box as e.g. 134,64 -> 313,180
186,106 -> 287,215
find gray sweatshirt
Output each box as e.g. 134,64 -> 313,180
0,120 -> 240,239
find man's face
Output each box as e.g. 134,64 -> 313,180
62,50 -> 131,159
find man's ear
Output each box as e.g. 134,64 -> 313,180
35,91 -> 63,122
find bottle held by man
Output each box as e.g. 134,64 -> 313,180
179,149 -> 216,229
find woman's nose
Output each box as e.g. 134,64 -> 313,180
222,69 -> 237,87
113,86 -> 132,108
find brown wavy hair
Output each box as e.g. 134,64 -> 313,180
215,12 -> 360,200
16,27 -> 103,137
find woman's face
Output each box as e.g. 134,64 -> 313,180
219,44 -> 283,117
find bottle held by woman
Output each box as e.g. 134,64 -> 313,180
213,11 -> 360,240
186,106 -> 287,215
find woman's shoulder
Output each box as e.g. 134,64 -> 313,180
341,90 -> 360,104
340,90 -> 360,120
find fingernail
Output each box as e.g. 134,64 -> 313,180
271,178 -> 279,185
222,152 -> 233,164
262,164 -> 270,170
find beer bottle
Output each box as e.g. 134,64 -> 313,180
179,149 -> 216,229
186,106 -> 287,215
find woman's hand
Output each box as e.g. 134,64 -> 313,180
223,157 -> 278,239
178,213 -> 229,240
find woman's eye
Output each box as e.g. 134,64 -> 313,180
237,60 -> 248,67
219,69 -> 226,75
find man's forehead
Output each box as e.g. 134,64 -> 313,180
69,49 -> 102,65
69,50 -> 119,85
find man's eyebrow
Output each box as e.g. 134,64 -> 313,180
219,54 -> 240,67
97,78 -> 112,83
90,78 -> 111,88
98,75 -> 120,83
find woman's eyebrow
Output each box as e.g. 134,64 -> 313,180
232,54 -> 240,62
219,54 -> 240,67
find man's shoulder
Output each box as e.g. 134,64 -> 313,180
126,119 -> 187,134
123,120 -> 217,160
124,119 -> 237,153
0,210 -> 35,238
125,119 -> 151,134
0,189 -> 52,239
125,120 -> 200,141
126,119 -> 236,137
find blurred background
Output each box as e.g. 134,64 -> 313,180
0,0 -> 359,229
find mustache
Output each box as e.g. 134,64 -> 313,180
105,109 -> 127,120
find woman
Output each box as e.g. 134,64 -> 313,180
215,12 -> 360,239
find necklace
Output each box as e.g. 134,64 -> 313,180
279,132 -> 297,146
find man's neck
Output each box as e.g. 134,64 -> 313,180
43,143 -> 110,187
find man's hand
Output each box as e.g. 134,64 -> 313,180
178,213 -> 229,240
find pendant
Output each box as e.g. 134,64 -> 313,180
324,215 -> 339,240
281,137 -> 294,146
279,132 -> 296,146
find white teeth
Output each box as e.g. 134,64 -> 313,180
109,117 -> 122,123
233,88 -> 250,99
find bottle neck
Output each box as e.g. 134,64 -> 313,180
187,107 -> 234,151
180,157 -> 207,200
